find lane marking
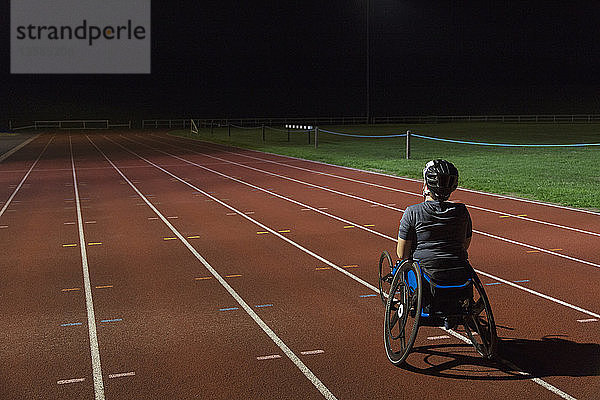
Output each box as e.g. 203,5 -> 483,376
61,322 -> 82,327
342,265 -> 359,268
93,136 -> 338,400
187,235 -> 200,239
0,225 -> 8,229
526,250 -> 540,253
64,221 -> 76,225
0,137 -> 52,219
62,288 -> 81,292
85,221 -> 97,224
88,242 -> 102,246
0,134 -> 41,163
550,248 -> 563,251
226,212 -> 237,216
167,216 -> 179,219
69,136 -> 105,400
499,215 -> 511,218
364,224 -> 375,227
95,285 -> 113,289
256,231 -> 269,235
125,136 -> 600,320
318,207 -> 328,210
257,354 -> 281,360
57,378 -> 86,385
517,214 -> 528,217
163,237 -> 177,241
577,318 -> 598,323
278,229 -> 291,233
343,225 -> 354,229
225,274 -> 242,278
219,307 -> 239,311
301,350 -> 325,355
301,208 -> 311,211
100,318 -> 122,323
315,267 -> 331,271
195,277 -> 212,280
63,243 -> 78,247
427,335 -> 450,340
108,372 -> 135,379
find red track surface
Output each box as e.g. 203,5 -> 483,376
1,131 -> 598,400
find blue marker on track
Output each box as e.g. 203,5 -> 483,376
219,307 -> 239,311
61,322 -> 83,327
255,304 -> 273,308
100,318 -> 123,323
359,294 -> 377,298
485,282 -> 502,286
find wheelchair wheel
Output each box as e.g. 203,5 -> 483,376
378,251 -> 394,306
384,260 -> 422,365
463,273 -> 498,359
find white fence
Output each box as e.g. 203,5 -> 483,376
372,115 -> 600,124
10,120 -> 131,130
143,115 -> 600,129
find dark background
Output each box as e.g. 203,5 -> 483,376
2,1 -> 600,120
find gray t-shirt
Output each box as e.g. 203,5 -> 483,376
398,201 -> 472,263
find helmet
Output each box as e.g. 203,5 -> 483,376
423,159 -> 458,200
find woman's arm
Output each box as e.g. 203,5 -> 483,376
396,238 -> 413,259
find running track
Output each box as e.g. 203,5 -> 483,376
1,131 -> 598,400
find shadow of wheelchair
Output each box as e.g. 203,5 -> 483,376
499,335 -> 600,378
399,334 -> 600,380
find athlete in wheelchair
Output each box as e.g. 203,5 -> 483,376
378,160 -> 497,365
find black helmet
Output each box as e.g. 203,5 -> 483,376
423,159 -> 458,200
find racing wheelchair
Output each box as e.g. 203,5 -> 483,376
378,251 -> 498,365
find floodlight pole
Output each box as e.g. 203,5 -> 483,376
366,0 -> 372,125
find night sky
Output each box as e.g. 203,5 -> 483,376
2,1 -> 600,121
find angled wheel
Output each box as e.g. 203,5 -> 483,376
378,251 -> 394,306
384,260 -> 422,365
463,273 -> 498,359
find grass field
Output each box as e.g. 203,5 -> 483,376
171,122 -> 600,210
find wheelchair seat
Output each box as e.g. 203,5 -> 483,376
406,262 -> 474,320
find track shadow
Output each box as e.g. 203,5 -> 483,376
499,335 -> 600,378
400,335 -> 600,380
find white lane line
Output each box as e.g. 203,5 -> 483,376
88,136 -> 338,400
131,136 -> 577,400
142,136 -> 600,265
57,378 -> 86,385
0,136 -> 53,218
0,134 -> 41,163
427,335 -> 450,340
176,136 -> 600,217
577,318 -> 598,323
120,135 -> 600,319
257,354 -> 282,360
69,137 -> 105,400
301,350 -> 325,355
108,372 -> 135,379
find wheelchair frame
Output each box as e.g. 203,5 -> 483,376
378,251 -> 498,365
